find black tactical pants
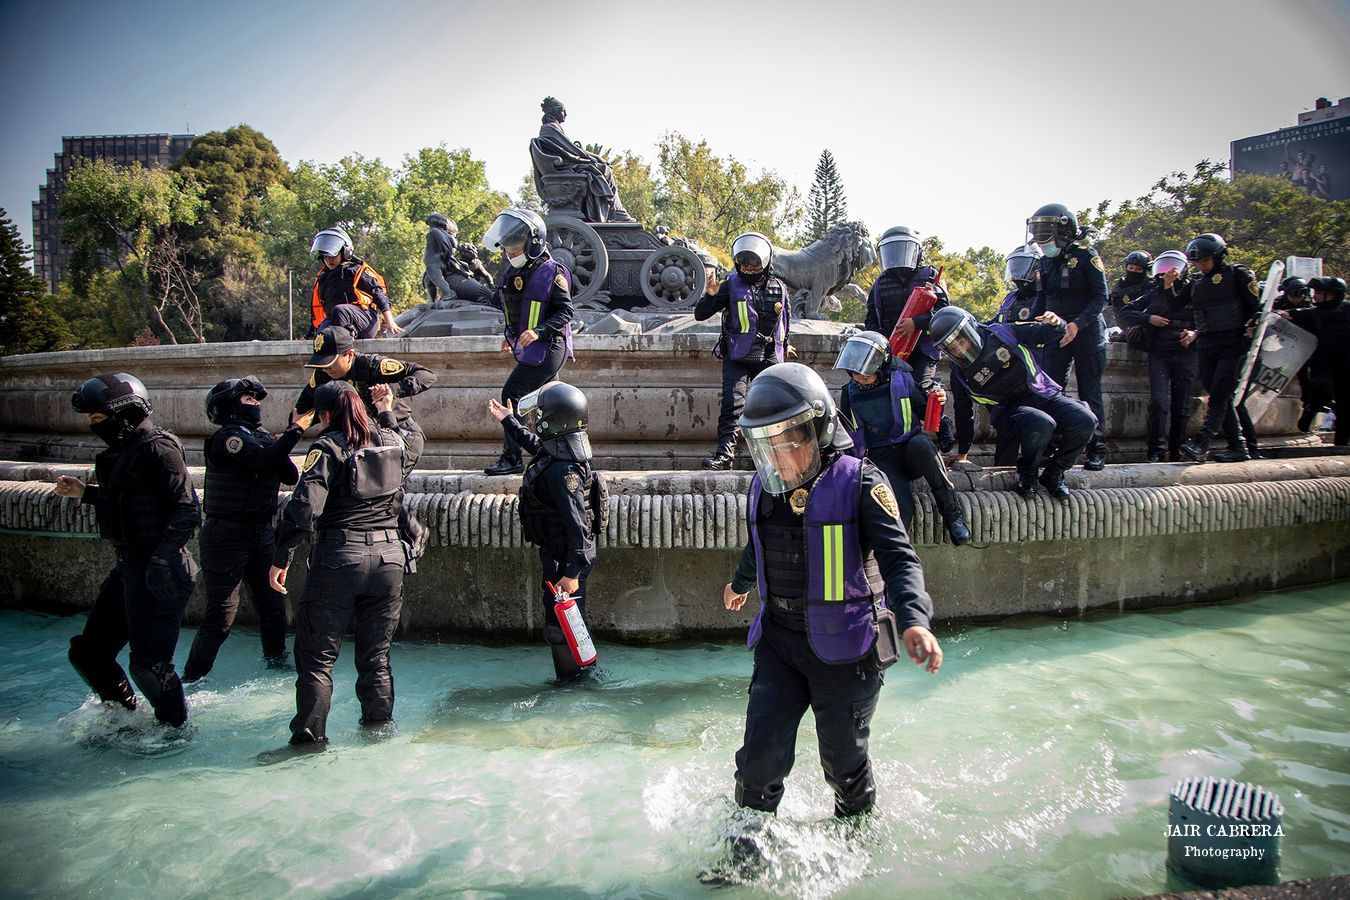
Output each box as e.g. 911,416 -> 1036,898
735,610 -> 883,818
1146,350 -> 1198,455
716,358 -> 776,455
998,392 -> 1097,475
1041,326 -> 1108,457
291,532 -> 404,741
499,339 -> 567,463
69,549 -> 193,726
1301,361 -> 1350,445
867,435 -> 954,534
185,518 -> 288,680
324,303 -> 380,339
1196,333 -> 1249,447
538,546 -> 595,681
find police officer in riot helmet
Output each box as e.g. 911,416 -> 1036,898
423,213 -> 494,306
931,306 -> 1097,499
308,226 -> 403,339
834,331 -> 970,546
993,244 -> 1043,324
1108,250 -> 1154,331
1177,233 -> 1261,463
695,231 -> 794,470
711,363 -> 940,872
183,377 -> 308,682
1280,275 -> 1350,446
1027,203 -> 1110,470
1118,251 -> 1198,461
56,374 -> 200,727
269,381 -> 410,747
1274,276 -> 1312,312
488,381 -> 605,681
482,208 -> 576,476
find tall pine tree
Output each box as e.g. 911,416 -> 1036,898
804,149 -> 848,243
0,208 -> 74,354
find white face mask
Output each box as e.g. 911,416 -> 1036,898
1038,241 -> 1061,259
507,252 -> 529,269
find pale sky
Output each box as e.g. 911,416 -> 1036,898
2,0 -> 1347,259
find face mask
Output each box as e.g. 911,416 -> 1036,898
237,405 -> 263,428
738,266 -> 765,281
91,416 -> 136,448
1125,271 -> 1146,285
1038,242 -> 1061,259
508,252 -> 529,269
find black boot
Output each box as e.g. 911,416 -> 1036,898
701,447 -> 736,470
129,661 -> 188,727
1083,449 -> 1106,471
935,489 -> 971,546
1179,431 -> 1211,462
1038,467 -> 1071,500
1145,450 -> 1165,463
1212,444 -> 1250,463
1013,468 -> 1038,498
484,454 -> 524,476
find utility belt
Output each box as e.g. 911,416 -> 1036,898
205,513 -> 275,531
316,527 -> 400,544
767,593 -> 806,612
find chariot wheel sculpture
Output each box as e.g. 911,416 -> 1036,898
544,215 -> 609,306
640,245 -> 707,309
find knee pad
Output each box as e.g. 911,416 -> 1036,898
130,661 -> 188,727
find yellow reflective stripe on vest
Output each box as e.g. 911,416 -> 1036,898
737,300 -> 750,334
972,394 -> 997,405
528,300 -> 542,330
822,524 -> 846,602
1017,344 -> 1038,376
899,398 -> 912,434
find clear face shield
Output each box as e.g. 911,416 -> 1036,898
878,235 -> 921,271
936,319 -> 983,367
310,231 -> 347,260
1150,252 -> 1188,279
483,213 -> 533,255
1004,245 -> 1041,283
833,337 -> 887,376
743,409 -> 823,495
515,385 -> 549,432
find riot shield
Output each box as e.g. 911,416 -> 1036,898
1234,260 -> 1319,425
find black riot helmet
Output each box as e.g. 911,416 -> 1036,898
1004,243 -> 1042,286
1124,250 -> 1153,270
483,208 -> 548,260
834,330 -> 892,377
72,372 -> 153,418
877,225 -> 922,273
1026,203 -> 1078,249
739,363 -> 848,494
1280,276 -> 1309,299
518,381 -> 588,439
205,376 -> 268,425
1309,275 -> 1346,304
1185,233 -> 1227,263
929,307 -> 984,367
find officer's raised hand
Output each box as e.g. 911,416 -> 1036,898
903,625 -> 942,674
291,410 -> 315,432
1036,311 -> 1064,328
54,475 -> 86,498
370,382 -> 394,414
705,271 -> 719,295
487,398 -> 513,422
723,583 -> 749,611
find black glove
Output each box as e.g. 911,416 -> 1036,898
145,556 -> 177,603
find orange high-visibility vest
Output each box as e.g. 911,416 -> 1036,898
310,262 -> 386,331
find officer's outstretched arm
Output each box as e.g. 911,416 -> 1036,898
272,444 -> 335,573
857,462 -> 934,632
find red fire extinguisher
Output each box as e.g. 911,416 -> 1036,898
546,581 -> 597,668
922,390 -> 944,435
888,267 -> 944,361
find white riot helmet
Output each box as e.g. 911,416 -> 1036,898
731,232 -> 773,271
1150,250 -> 1188,279
483,208 -> 548,262
310,226 -> 353,261
878,226 -> 922,272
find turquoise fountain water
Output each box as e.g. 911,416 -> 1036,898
1,583 -> 1347,898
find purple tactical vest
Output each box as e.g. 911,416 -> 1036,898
869,266 -> 940,359
746,455 -> 879,664
725,272 -> 789,362
506,258 -> 574,365
843,368 -> 921,451
956,323 -> 1061,408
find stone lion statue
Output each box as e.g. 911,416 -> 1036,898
770,222 -> 876,319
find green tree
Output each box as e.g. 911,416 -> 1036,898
0,208 -> 76,354
58,159 -> 204,343
804,149 -> 848,243
654,132 -> 802,253
397,145 -> 509,243
1083,159 -> 1350,280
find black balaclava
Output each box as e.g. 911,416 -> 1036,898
92,408 -> 147,448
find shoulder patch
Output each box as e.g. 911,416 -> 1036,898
379,357 -> 405,376
564,471 -> 582,492
554,272 -> 570,292
1248,279 -> 1261,296
302,449 -> 323,472
1091,255 -> 1105,272
225,435 -> 244,454
870,482 -> 900,520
